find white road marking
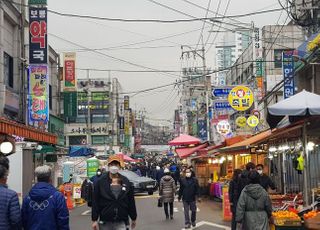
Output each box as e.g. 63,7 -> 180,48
181,208 -> 200,212
81,210 -> 91,216
181,221 -> 231,230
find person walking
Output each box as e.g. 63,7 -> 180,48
178,168 -> 200,229
21,165 -> 69,230
0,164 -> 21,230
256,164 -> 276,191
159,168 -> 176,220
92,155 -> 137,230
229,169 -> 242,230
239,162 -> 256,194
155,165 -> 164,185
236,171 -> 272,230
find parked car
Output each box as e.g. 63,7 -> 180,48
119,170 -> 157,195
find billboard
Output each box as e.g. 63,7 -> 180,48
282,51 -> 295,99
29,7 -> 47,64
64,53 -> 76,91
28,65 -> 49,126
77,91 -> 110,115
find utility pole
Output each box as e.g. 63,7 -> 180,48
181,44 -> 211,141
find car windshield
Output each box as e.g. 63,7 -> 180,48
119,170 -> 139,179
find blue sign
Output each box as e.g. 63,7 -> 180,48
198,119 -> 207,141
212,88 -> 232,97
282,52 -> 295,99
213,101 -> 232,110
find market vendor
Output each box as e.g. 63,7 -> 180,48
256,164 -> 276,192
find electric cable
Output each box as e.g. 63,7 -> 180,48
195,0 -> 212,50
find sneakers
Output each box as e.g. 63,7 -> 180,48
192,222 -> 196,227
185,224 -> 191,229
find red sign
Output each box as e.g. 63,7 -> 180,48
222,186 -> 232,221
65,60 -> 75,82
63,53 -> 76,91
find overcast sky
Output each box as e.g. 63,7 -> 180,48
47,0 -> 288,124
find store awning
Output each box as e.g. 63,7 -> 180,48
199,143 -> 226,155
175,143 -> 208,158
169,134 -> 202,146
68,146 -> 95,157
219,130 -> 272,154
0,117 -> 57,144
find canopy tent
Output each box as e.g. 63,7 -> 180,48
116,152 -> 134,162
267,90 -> 320,129
68,146 -> 95,157
168,134 -> 202,146
175,143 -> 208,158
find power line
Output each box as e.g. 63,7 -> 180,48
204,0 -> 223,47
195,0 -> 212,50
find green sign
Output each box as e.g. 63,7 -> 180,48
28,0 -> 47,5
87,158 -> 99,177
49,115 -> 65,146
64,92 -> 77,123
92,135 -> 111,145
256,58 -> 264,76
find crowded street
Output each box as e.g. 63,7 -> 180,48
1,0 -> 320,229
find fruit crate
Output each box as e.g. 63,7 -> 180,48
271,225 -> 304,230
273,218 -> 302,227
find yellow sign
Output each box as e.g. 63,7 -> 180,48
228,86 -> 254,111
236,116 -> 247,127
247,115 -> 259,127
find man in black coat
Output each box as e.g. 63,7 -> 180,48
256,164 -> 276,191
92,156 -> 137,230
178,168 -> 200,229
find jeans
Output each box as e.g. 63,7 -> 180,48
183,201 -> 197,225
99,221 -> 126,230
163,202 -> 173,217
231,205 -> 237,230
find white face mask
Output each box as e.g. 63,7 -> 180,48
186,172 -> 192,178
109,166 -> 120,175
257,170 -> 263,175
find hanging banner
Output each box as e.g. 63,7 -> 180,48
197,118 -> 207,141
64,53 -> 77,91
228,86 -> 254,111
64,92 -> 77,123
29,7 -> 47,64
124,96 -> 130,110
28,65 -> 49,126
282,51 -> 295,99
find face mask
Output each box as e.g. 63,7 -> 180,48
257,170 -> 263,175
109,166 -> 120,175
186,172 -> 192,178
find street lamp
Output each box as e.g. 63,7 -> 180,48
0,137 -> 14,155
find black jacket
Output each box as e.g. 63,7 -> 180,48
92,173 -> 137,222
238,170 -> 250,197
178,177 -> 199,202
229,179 -> 240,208
259,174 -> 276,191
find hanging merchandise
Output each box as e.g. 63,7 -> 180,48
296,154 -> 304,173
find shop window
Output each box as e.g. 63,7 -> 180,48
69,135 -> 87,145
4,52 -> 13,88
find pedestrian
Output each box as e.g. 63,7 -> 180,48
239,162 -> 256,194
236,171 -> 272,230
0,164 -> 21,230
256,164 -> 276,191
90,168 -> 103,186
92,155 -> 137,230
178,168 -> 200,229
229,169 -> 242,230
0,153 -> 9,170
155,165 -> 164,185
22,165 -> 69,230
159,168 -> 176,220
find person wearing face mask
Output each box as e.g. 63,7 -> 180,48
90,169 -> 103,186
256,164 -> 276,191
92,155 -> 137,230
178,168 -> 200,229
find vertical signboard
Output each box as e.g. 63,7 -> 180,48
64,92 -> 77,122
29,7 -> 47,64
124,96 -> 129,110
198,118 -> 207,141
253,27 -> 264,100
28,65 -> 49,128
282,51 -> 295,99
63,53 -> 77,91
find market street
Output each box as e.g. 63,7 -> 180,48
70,194 -> 231,230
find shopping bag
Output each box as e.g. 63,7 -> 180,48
157,197 -> 163,208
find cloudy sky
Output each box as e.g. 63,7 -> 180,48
47,0 -> 288,124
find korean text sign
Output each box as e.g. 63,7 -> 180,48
28,65 -> 49,124
228,86 -> 254,111
29,7 -> 47,64
64,53 -> 76,91
282,51 -> 295,99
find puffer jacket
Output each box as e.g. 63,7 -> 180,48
159,175 -> 176,203
21,182 -> 69,230
236,183 -> 272,230
0,184 -> 21,230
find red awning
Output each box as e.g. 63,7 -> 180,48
169,134 -> 201,146
198,143 -> 226,155
0,117 -> 57,144
116,152 -> 134,162
175,143 -> 208,158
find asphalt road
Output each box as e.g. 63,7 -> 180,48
70,194 -> 231,230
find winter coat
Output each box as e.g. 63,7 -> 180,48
21,182 -> 69,230
156,169 -> 164,184
259,174 -> 276,191
159,175 -> 176,203
178,177 -> 200,202
236,184 -> 272,230
229,179 -> 240,213
0,184 -> 21,230
92,173 -> 137,222
81,179 -> 93,207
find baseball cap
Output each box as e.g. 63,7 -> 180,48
108,155 -> 125,168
